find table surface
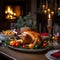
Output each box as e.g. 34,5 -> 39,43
0,46 -> 49,60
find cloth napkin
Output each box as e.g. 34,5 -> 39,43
57,36 -> 60,40
40,33 -> 49,36
0,34 -> 8,40
51,51 -> 60,58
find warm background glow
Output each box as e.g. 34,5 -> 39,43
5,5 -> 21,19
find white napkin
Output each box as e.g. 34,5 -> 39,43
0,34 -> 8,40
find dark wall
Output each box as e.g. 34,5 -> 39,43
37,13 -> 47,33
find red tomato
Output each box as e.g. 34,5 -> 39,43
22,45 -> 26,48
10,40 -> 16,46
43,43 -> 47,47
15,42 -> 20,47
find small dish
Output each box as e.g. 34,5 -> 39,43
45,50 -> 60,60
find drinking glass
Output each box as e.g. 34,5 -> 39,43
10,23 -> 16,30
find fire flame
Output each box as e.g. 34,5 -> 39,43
5,6 -> 16,19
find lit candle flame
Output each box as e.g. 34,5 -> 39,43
47,9 -> 50,12
42,5 -> 45,10
48,14 -> 51,19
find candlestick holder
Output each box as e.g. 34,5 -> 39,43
47,25 -> 52,45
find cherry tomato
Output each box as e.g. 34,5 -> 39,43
22,45 -> 26,48
15,42 -> 20,47
43,43 -> 47,47
10,40 -> 16,46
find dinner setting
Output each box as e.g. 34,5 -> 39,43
0,26 -> 60,60
0,0 -> 60,60
1,28 -> 51,52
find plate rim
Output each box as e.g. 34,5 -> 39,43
45,50 -> 60,60
6,45 -> 50,53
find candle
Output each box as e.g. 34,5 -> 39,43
42,5 -> 45,10
47,14 -> 52,35
48,14 -> 51,19
48,19 -> 52,26
48,9 -> 50,13
48,14 -> 52,26
44,10 -> 47,14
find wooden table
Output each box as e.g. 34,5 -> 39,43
0,46 -> 49,60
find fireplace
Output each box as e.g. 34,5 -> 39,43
4,2 -> 26,23
0,1 -> 31,31
0,2 -> 26,31
5,5 -> 21,20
